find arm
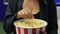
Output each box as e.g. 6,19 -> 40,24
3,0 -> 22,33
47,0 -> 58,34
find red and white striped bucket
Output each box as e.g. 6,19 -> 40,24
15,27 -> 43,34
14,19 -> 47,34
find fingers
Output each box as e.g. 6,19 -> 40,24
17,10 -> 21,18
22,8 -> 34,19
17,9 -> 25,18
40,27 -> 47,34
41,27 -> 46,32
27,13 -> 34,19
17,8 -> 34,19
25,8 -> 34,19
22,9 -> 28,18
41,32 -> 47,34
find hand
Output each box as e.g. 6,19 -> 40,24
40,27 -> 47,34
17,8 -> 34,19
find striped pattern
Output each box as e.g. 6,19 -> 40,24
16,27 -> 42,34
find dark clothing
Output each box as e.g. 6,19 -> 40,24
3,0 -> 58,34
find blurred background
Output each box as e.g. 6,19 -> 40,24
0,0 -> 60,34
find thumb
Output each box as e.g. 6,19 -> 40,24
41,27 -> 46,32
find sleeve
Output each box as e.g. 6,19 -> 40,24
3,0 -> 22,33
46,0 -> 58,34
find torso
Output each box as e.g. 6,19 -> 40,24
22,0 -> 40,14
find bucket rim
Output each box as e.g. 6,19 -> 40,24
14,19 -> 48,29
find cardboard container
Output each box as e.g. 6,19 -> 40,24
14,19 -> 47,34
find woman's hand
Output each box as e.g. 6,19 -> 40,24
41,27 -> 47,34
17,8 -> 34,19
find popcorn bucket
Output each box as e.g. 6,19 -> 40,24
14,19 -> 47,34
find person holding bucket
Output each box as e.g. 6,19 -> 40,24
3,0 -> 58,34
